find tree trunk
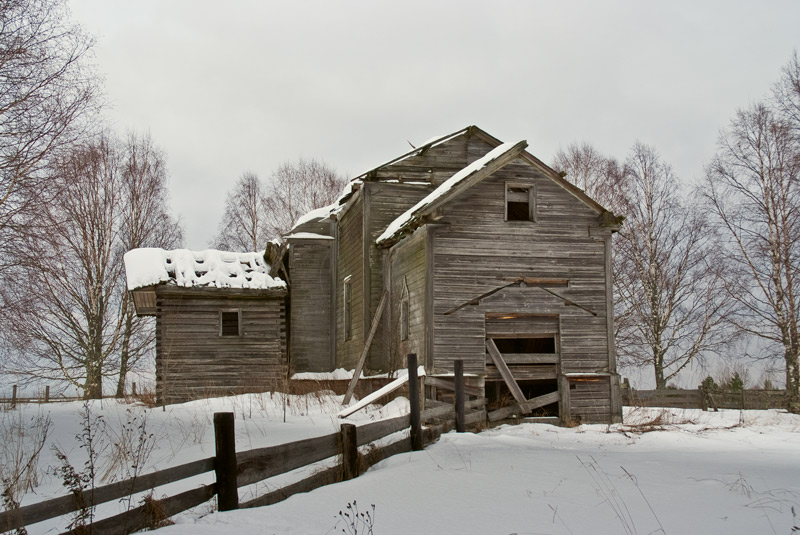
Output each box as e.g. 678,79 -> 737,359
116,305 -> 134,397
786,346 -> 800,413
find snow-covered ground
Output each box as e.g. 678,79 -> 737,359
2,395 -> 799,535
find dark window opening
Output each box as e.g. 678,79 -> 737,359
507,201 -> 530,221
220,310 -> 240,337
400,299 -> 409,341
343,276 -> 352,340
506,184 -> 535,222
494,336 -> 556,354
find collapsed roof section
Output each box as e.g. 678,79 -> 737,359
375,140 -> 528,247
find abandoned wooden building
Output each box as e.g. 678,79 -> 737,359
124,249 -> 287,404
125,125 -> 623,423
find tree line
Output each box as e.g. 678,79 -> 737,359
553,53 -> 800,410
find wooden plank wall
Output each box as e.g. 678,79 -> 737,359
364,182 -> 434,370
567,377 -> 612,423
430,137 -> 610,374
155,289 -> 286,404
387,228 -> 428,371
287,238 -> 334,372
336,195 -> 365,370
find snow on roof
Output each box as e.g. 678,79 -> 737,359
287,179 -> 362,234
124,248 -> 286,291
284,232 -> 334,240
376,141 -> 523,245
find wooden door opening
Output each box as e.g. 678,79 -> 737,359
485,314 -> 561,418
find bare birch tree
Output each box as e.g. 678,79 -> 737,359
115,133 -> 183,396
704,101 -> 800,411
2,137 -> 122,397
552,142 -> 628,213
211,172 -> 270,252
0,0 -> 97,268
1,133 -> 182,398
264,158 -> 346,238
616,143 -> 733,388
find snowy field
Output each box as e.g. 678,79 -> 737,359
2,394 -> 799,535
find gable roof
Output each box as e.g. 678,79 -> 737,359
289,125 -> 614,242
375,140 -> 528,246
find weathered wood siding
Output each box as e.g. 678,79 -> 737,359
566,376 -> 612,423
387,227 -> 428,371
427,137 -> 614,421
336,193 -> 365,369
287,237 -> 334,372
363,181 -> 435,371
155,287 -> 287,405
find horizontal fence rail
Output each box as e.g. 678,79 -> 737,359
622,387 -> 788,411
1,358 -> 487,535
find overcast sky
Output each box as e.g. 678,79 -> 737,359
68,0 -> 800,250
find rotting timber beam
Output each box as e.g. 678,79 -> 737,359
485,339 -> 531,413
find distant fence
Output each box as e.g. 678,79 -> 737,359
0,383 -> 149,408
622,386 -> 787,411
0,356 -> 486,535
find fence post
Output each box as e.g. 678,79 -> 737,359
213,412 -> 239,511
132,382 -> 137,397
44,386 -> 50,404
11,384 -> 17,408
698,385 -> 708,411
407,354 -> 422,451
341,423 -> 359,480
454,360 -> 465,433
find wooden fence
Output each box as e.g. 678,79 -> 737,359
622,386 -> 787,411
0,356 -> 486,535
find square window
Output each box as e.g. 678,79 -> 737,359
220,310 -> 241,337
505,183 -> 535,222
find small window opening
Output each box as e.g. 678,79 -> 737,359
400,299 -> 409,341
220,310 -> 241,337
506,184 -> 535,222
343,276 -> 352,340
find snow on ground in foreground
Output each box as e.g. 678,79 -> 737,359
156,407 -> 800,535
3,398 -> 800,535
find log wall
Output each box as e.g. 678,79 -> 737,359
155,287 -> 287,404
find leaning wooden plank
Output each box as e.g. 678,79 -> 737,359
488,391 -> 561,422
236,432 -> 340,487
61,484 -> 217,535
343,291 -> 389,405
357,413 -> 410,446
485,339 -> 530,412
338,373 -> 413,419
240,464 -> 342,509
1,456 -> 215,533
